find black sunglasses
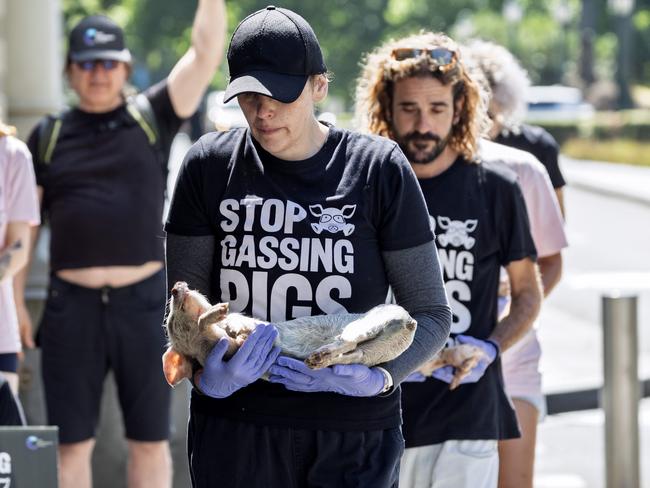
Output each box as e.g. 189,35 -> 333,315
76,59 -> 119,72
391,47 -> 458,71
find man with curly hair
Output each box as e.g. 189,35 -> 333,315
355,31 -> 542,487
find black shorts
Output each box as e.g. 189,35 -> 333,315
187,412 -> 405,488
39,270 -> 170,444
0,353 -> 18,373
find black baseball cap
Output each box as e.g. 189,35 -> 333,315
223,6 -> 327,104
67,15 -> 132,63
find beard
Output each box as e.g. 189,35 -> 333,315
395,130 -> 451,165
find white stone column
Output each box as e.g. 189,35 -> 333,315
6,0 -> 63,140
0,0 -> 8,122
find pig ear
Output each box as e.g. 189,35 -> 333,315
309,204 -> 324,217
465,219 -> 478,232
162,347 -> 192,387
438,216 -> 451,229
341,205 -> 356,218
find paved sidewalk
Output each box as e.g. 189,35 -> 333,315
535,398 -> 650,488
534,158 -> 650,487
535,303 -> 650,487
561,156 -> 650,206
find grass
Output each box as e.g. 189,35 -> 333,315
562,138 -> 650,167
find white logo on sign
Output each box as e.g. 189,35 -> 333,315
309,204 -> 356,236
436,216 -> 477,249
0,452 -> 10,475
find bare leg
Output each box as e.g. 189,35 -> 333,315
497,399 -> 539,488
59,439 -> 95,488
127,440 -> 172,488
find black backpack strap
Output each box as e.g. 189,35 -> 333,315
36,113 -> 64,165
126,94 -> 169,194
126,94 -> 160,146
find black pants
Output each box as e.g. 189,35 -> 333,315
188,412 -> 404,488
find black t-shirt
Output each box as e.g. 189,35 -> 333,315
495,124 -> 566,189
165,126 -> 434,431
27,80 -> 183,271
401,158 -> 536,447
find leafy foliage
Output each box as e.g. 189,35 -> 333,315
61,0 -> 650,107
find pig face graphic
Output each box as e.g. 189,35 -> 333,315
436,216 -> 477,249
309,204 -> 356,236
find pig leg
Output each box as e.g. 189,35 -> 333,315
304,339 -> 358,369
197,303 -> 229,333
320,349 -> 364,366
305,306 -> 413,369
197,304 -> 239,363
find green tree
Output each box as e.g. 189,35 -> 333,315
61,0 -> 650,109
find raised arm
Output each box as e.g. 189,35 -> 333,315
167,0 -> 227,118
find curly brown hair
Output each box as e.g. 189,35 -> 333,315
354,31 -> 490,161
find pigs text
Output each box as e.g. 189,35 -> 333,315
218,197 -> 357,321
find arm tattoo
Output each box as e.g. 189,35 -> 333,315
0,239 -> 23,281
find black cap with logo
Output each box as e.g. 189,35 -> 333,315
67,15 -> 132,63
224,6 -> 327,104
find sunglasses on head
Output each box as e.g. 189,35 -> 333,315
76,59 -> 119,71
391,47 -> 457,70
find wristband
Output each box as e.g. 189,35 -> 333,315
375,366 -> 394,395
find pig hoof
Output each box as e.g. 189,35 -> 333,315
305,349 -> 334,369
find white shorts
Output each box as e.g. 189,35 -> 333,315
501,328 -> 546,417
399,440 -> 499,488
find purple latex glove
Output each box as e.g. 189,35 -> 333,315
198,324 -> 281,399
268,356 -> 385,396
431,334 -> 498,386
403,371 -> 427,382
